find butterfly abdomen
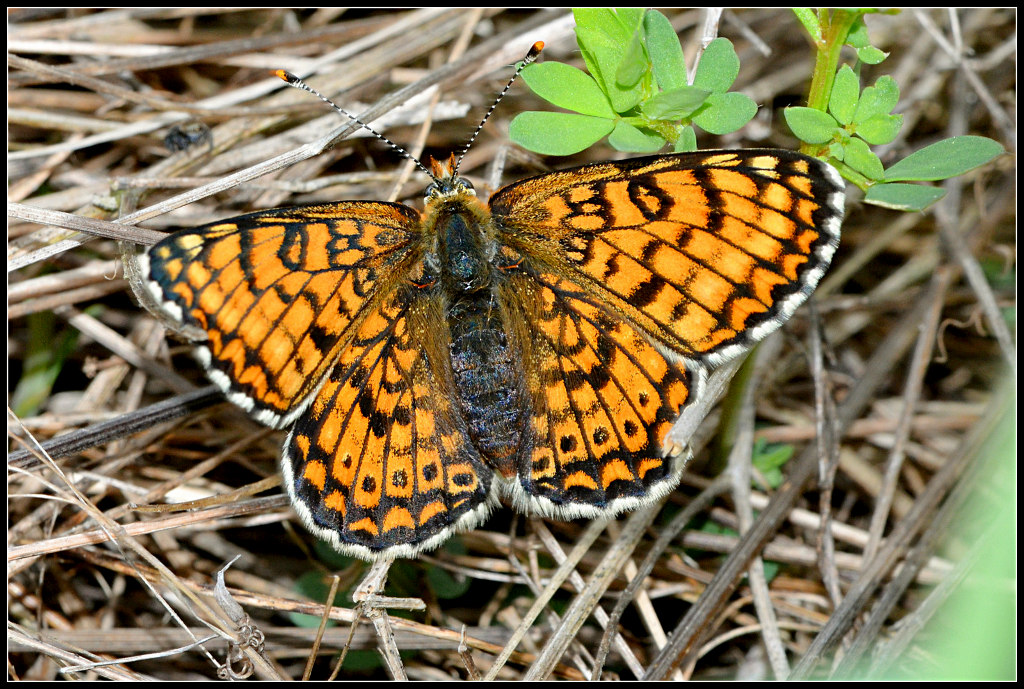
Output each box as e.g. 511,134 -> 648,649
431,201 -> 526,475
447,293 -> 524,473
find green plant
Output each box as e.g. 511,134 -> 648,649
511,8 -> 1004,212
787,9 -> 1004,210
751,437 -> 795,491
509,9 -> 756,155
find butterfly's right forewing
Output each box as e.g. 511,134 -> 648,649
142,201 -> 422,428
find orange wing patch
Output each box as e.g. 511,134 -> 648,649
500,269 -> 691,519
280,288 -> 495,560
142,202 -> 421,427
490,150 -> 843,366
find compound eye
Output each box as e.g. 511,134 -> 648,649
423,182 -> 439,200
455,177 -> 476,196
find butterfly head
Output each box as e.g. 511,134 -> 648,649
276,42 -> 544,210
424,155 -> 476,201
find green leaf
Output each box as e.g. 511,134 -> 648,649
608,121 -> 666,152
855,112 -> 903,145
573,8 -> 643,113
865,182 -> 947,211
883,135 -> 1005,182
573,8 -> 629,44
829,65 -> 860,126
11,310 -> 80,417
827,139 -> 843,161
612,7 -> 646,33
760,559 -> 781,583
616,30 -> 648,87
289,570 -> 348,628
692,37 -> 740,94
857,45 -> 888,64
692,92 -> 757,135
844,136 -> 885,180
845,16 -> 889,65
311,539 -> 359,570
674,125 -> 698,152
828,140 -> 846,161
752,438 -> 794,490
792,8 -> 823,43
509,111 -> 615,155
640,85 -> 710,120
784,106 -> 838,144
521,62 -> 615,117
644,9 -> 686,91
427,564 -> 472,599
843,16 -> 890,65
846,18 -> 873,49
855,75 -> 900,120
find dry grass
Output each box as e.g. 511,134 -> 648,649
8,8 -> 1015,681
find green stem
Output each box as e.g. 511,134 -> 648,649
801,9 -> 862,155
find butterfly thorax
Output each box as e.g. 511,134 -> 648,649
420,185 -> 526,476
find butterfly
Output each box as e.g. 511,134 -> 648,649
139,39 -> 843,560
140,145 -> 843,561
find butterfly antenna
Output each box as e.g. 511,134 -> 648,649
274,69 -> 436,181
451,41 -> 544,180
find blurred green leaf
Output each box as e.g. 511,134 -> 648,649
760,559 -> 781,583
313,538 -> 360,570
752,438 -> 795,490
289,571 -> 347,628
11,310 -> 80,417
427,566 -> 472,600
864,182 -> 946,211
883,136 -> 1005,181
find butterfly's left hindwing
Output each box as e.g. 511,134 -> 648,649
281,288 -> 495,560
500,267 -> 691,519
141,201 -> 421,428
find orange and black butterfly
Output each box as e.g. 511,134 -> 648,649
140,47 -> 844,561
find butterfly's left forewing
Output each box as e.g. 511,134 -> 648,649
490,150 -> 844,367
142,201 -> 421,427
